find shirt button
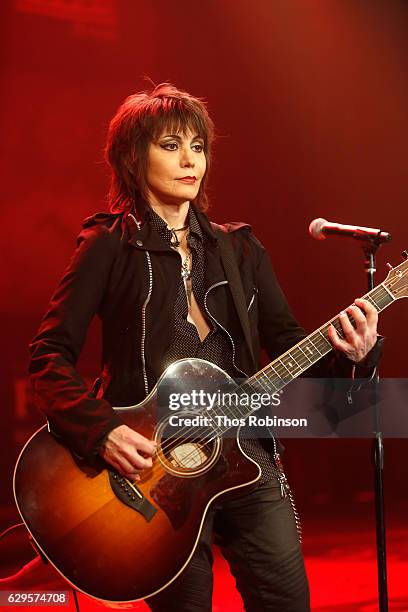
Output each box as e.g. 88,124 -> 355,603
136,240 -> 143,246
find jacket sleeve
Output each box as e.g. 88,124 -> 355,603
255,244 -> 307,359
28,219 -> 123,461
250,232 -> 383,379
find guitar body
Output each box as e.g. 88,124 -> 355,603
13,359 -> 261,602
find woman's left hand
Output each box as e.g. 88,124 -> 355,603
327,298 -> 378,363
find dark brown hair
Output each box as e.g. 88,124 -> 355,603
105,83 -> 215,213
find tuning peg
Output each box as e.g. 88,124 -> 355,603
401,250 -> 408,260
386,262 -> 394,270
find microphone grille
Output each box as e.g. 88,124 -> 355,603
309,218 -> 327,240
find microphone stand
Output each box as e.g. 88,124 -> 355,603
362,238 -> 388,611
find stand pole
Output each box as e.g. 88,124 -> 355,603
363,245 -> 388,612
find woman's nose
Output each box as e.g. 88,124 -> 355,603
180,147 -> 195,167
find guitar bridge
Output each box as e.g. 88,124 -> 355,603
108,470 -> 157,522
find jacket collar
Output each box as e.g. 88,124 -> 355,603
126,204 -> 218,251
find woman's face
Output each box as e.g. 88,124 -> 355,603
145,128 -> 207,207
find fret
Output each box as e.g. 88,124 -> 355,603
299,338 -> 322,362
378,293 -> 393,309
269,365 -> 284,381
381,286 -> 395,310
253,370 -> 278,393
281,353 -> 302,377
370,288 -> 383,306
298,344 -> 313,364
276,359 -> 293,377
230,398 -> 250,421
273,359 -> 294,383
262,365 -> 286,391
290,346 -> 310,370
286,349 -> 304,371
328,317 -> 345,338
312,331 -> 332,354
239,379 -> 260,397
366,294 -> 379,310
317,329 -> 332,350
251,373 -> 268,393
367,285 -> 394,311
314,331 -> 332,351
244,374 -> 269,395
261,370 -> 277,391
217,392 -> 250,423
308,336 -> 323,356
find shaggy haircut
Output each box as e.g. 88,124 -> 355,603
105,83 -> 215,213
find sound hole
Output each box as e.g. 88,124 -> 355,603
155,413 -> 221,477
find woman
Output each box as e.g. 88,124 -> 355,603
28,83 -> 380,611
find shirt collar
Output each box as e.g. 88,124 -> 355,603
126,203 -> 217,251
147,205 -> 204,246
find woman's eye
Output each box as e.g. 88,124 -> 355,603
160,142 -> 204,152
161,142 -> 178,151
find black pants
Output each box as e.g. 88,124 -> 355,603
146,479 -> 310,612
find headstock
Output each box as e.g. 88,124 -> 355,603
383,254 -> 408,300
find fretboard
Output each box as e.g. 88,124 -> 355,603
209,282 -> 394,435
246,282 -> 394,395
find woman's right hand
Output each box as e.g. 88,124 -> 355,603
99,424 -> 157,482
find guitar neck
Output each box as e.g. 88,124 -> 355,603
243,281 -> 395,396
208,282 -> 395,433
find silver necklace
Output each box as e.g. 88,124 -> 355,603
170,226 -> 192,281
181,250 -> 192,281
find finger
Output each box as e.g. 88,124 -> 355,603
354,298 -> 378,327
124,448 -> 153,470
327,323 -> 349,352
346,304 -> 367,334
133,434 -> 157,457
106,457 -> 141,482
338,310 -> 357,342
139,454 -> 153,469
116,454 -> 143,475
117,468 -> 141,483
123,472 -> 141,483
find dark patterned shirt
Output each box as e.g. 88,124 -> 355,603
148,206 -> 280,484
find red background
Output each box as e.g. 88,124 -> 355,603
1,1 -> 408,609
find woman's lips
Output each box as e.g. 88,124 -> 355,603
176,177 -> 196,184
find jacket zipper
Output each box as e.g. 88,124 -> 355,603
128,213 -> 153,396
247,287 -> 257,312
140,251 -> 153,396
204,280 -> 248,378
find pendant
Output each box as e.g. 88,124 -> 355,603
181,251 -> 191,281
181,261 -> 191,280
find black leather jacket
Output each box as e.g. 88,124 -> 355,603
29,206 -> 380,460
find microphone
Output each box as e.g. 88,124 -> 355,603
309,218 -> 391,243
